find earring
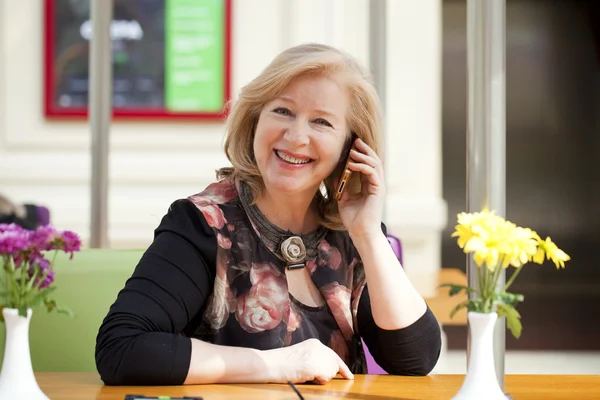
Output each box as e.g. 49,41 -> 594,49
319,181 -> 328,199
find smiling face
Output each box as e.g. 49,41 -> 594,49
253,74 -> 350,199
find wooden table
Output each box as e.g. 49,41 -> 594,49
36,372 -> 600,400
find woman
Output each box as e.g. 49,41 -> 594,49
95,43 -> 441,386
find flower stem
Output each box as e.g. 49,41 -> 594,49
504,263 -> 524,292
478,263 -> 485,297
50,250 -> 58,270
484,266 -> 493,312
4,257 -> 18,307
477,267 -> 483,298
33,269 -> 50,292
8,268 -> 18,308
488,258 -> 504,312
2,257 -> 8,305
477,264 -> 490,313
25,267 -> 39,292
19,260 -> 28,307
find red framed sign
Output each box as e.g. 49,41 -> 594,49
44,0 -> 231,120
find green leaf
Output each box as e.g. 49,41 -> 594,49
43,297 -> 75,318
25,267 -> 40,292
496,291 -> 524,306
56,305 -> 76,318
44,297 -> 57,312
9,278 -> 20,298
439,284 -> 474,297
18,305 -> 28,318
450,300 -> 470,318
28,287 -> 57,310
475,302 -> 484,313
497,303 -> 523,339
2,258 -> 12,272
0,305 -> 5,322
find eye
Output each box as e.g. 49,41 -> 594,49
314,118 -> 333,128
273,107 -> 292,116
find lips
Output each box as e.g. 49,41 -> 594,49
274,150 -> 313,165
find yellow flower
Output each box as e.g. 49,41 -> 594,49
538,237 -> 570,268
447,209 -> 570,332
453,210 -> 515,271
452,210 -> 570,272
456,209 -> 494,226
452,210 -> 494,248
452,224 -> 475,248
463,235 -> 499,270
533,248 -> 545,264
505,227 -> 540,268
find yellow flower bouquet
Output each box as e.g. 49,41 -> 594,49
443,209 -> 570,339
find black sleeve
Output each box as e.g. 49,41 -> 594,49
355,222 -> 442,375
357,287 -> 442,375
95,199 -> 217,386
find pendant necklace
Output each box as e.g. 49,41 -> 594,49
238,181 -> 328,270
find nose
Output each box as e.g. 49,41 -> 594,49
283,119 -> 310,147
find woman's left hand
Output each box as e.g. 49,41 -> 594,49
337,137 -> 385,240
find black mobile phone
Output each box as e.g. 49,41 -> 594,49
334,135 -> 358,201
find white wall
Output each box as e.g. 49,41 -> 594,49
385,0 -> 447,295
0,0 -> 446,295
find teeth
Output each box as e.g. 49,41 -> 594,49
276,151 -> 311,165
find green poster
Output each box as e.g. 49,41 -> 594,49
165,0 -> 224,112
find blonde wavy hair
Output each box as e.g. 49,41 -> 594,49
217,43 -> 383,230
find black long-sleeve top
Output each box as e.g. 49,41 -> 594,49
95,197 -> 441,385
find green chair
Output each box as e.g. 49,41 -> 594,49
0,249 -> 144,372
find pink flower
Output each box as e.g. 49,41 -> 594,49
0,227 -> 30,255
217,233 -> 232,249
0,223 -> 22,234
283,305 -> 302,346
189,180 -> 238,230
329,330 -> 350,364
287,306 -> 302,333
306,259 -> 317,274
249,262 -> 279,284
29,225 -> 57,251
201,205 -> 227,229
188,180 -> 238,207
0,223 -> 81,313
317,240 -> 342,270
29,267 -> 54,289
350,264 -> 367,327
321,282 -> 354,341
205,252 -> 236,330
236,263 -> 290,333
346,257 -> 360,286
57,230 -> 81,258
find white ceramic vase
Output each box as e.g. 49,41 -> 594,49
452,312 -> 508,400
0,308 -> 49,400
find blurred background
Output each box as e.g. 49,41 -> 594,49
0,0 -> 598,375
441,0 -> 600,374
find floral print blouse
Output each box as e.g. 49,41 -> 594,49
187,178 -> 369,372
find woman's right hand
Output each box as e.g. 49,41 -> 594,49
267,338 -> 354,384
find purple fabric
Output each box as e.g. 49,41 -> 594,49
364,233 -> 403,374
36,206 -> 51,226
387,234 -> 403,264
363,340 -> 387,374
